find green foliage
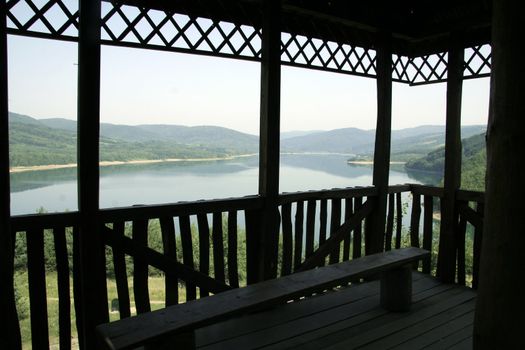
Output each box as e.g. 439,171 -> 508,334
405,133 -> 487,191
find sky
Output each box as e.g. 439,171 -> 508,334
7,35 -> 490,136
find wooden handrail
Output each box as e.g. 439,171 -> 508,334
278,186 -> 377,205
99,195 -> 263,222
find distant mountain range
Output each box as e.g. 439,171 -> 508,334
8,112 -> 486,167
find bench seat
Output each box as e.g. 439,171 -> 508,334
97,247 -> 429,350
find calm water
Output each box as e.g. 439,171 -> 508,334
10,154 -> 439,215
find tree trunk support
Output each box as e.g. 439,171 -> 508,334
474,0 -> 525,347
77,1 -> 109,347
437,35 -> 463,283
0,2 -> 22,348
366,34 -> 392,255
256,0 -> 282,282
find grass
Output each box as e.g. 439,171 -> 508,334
14,271 -> 186,349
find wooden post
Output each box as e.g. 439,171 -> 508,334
436,35 -> 463,283
257,0 -> 281,281
474,0 -> 525,347
77,0 -> 108,348
365,34 -> 392,255
0,2 -> 22,348
380,264 -> 412,312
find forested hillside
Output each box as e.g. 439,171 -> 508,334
9,112 -> 258,167
405,133 -> 487,191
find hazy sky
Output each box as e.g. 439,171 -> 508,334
7,35 -> 490,135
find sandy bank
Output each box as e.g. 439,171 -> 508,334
10,154 -> 258,173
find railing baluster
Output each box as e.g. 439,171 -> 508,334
410,193 -> 423,270
305,200 -> 316,259
281,203 -> 293,276
72,226 -> 85,344
410,193 -> 421,248
329,198 -> 342,264
472,202 -> 484,289
343,197 -> 353,261
422,196 -> 434,274
26,228 -> 49,349
395,192 -> 402,249
457,204 -> 467,286
132,219 -> 150,313
159,217 -> 178,305
228,210 -> 239,288
212,212 -> 225,285
293,201 -> 304,271
385,193 -> 394,251
53,226 -> 71,350
179,215 -> 196,301
319,199 -> 328,266
111,221 -> 131,316
197,213 -> 210,297
353,197 -> 363,259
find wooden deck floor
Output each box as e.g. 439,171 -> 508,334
194,272 -> 476,350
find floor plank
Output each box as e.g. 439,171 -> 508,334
194,273 -> 476,350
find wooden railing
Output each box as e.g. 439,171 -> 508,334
390,184 -> 485,288
8,184 -> 484,348
277,186 -> 377,275
100,195 -> 263,316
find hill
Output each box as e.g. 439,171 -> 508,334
281,125 -> 486,157
8,112 -> 487,174
405,132 -> 486,191
8,112 -> 258,167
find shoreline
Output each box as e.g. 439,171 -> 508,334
347,160 -> 406,165
10,153 -> 258,173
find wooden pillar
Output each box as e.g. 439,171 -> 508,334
76,0 -> 108,348
257,0 -> 281,281
0,2 -> 22,348
436,36 -> 463,283
366,35 -> 392,255
474,0 -> 525,347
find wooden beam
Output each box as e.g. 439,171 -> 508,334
76,0 -> 108,347
365,33 -> 392,255
297,200 -> 373,272
474,0 -> 525,347
437,34 -> 463,283
0,2 -> 21,347
257,0 -> 281,281
103,226 -> 231,294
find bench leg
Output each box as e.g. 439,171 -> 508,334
380,264 -> 412,312
146,331 -> 196,350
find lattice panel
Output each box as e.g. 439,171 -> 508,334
407,52 -> 448,85
281,32 -> 377,77
6,0 -> 79,38
101,2 -> 261,59
5,1 -> 492,84
392,54 -> 411,82
464,44 -> 491,78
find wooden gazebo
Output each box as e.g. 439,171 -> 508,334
1,0 -> 523,349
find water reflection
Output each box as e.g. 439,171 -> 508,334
10,154 -> 441,215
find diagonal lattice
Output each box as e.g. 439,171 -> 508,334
101,2 -> 261,59
5,1 -> 492,84
6,0 -> 79,38
281,32 -> 377,78
464,44 -> 491,79
392,54 -> 411,83
408,52 -> 448,85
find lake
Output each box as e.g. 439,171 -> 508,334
10,154 -> 440,215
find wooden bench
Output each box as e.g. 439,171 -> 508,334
96,247 -> 429,350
